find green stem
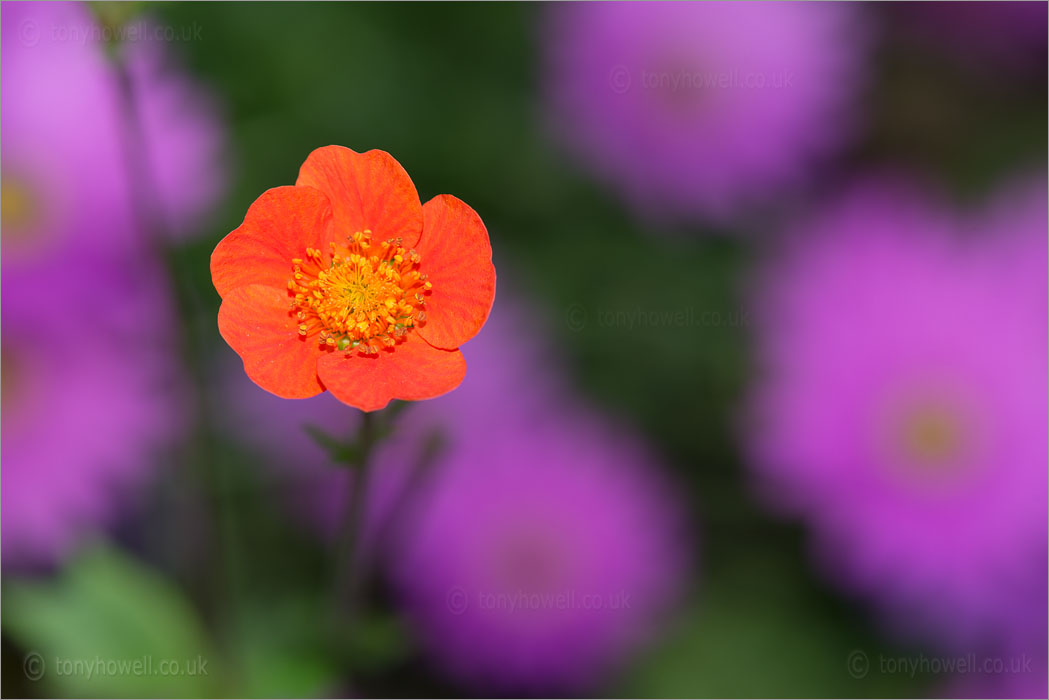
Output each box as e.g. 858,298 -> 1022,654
330,411 -> 379,646
368,429 -> 446,569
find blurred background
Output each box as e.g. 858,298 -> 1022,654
2,2 -> 1046,697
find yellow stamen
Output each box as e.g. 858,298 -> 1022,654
288,230 -> 431,355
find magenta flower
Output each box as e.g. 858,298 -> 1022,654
0,1 -> 216,566
387,411 -> 687,694
545,1 -> 870,223
1,0 -> 224,259
744,178 -> 1047,659
2,266 -> 182,567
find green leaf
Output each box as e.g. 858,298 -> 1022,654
3,543 -> 218,698
302,424 -> 363,466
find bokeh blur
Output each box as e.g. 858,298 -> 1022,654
2,2 -> 1046,698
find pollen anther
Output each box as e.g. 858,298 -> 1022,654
288,230 -> 430,353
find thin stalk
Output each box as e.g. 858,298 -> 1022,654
330,411 -> 379,644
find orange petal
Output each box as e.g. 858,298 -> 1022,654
217,284 -> 325,399
317,333 -> 466,412
211,186 -> 334,298
415,195 -> 497,350
296,146 -> 423,247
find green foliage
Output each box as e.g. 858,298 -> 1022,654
3,544 -> 218,698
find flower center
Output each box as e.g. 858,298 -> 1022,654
1,347 -> 21,411
881,390 -> 976,486
898,404 -> 963,465
288,230 -> 431,355
1,176 -> 40,234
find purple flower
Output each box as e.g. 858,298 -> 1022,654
2,265 -> 182,567
545,2 -> 870,223
744,178 -> 1047,658
1,1 -> 224,257
387,411 -> 687,694
1,2 -> 206,567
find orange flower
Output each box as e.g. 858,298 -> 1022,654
211,146 -> 496,412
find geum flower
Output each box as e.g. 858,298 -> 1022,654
211,146 -> 496,412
